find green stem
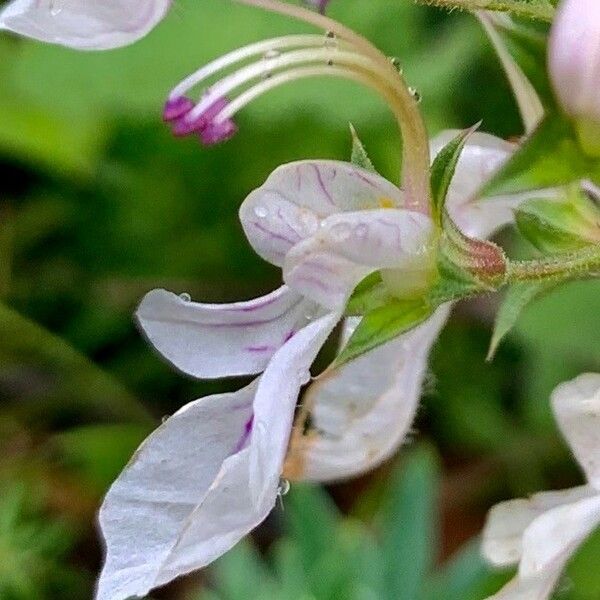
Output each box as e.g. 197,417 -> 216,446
414,0 -> 555,21
506,246 -> 600,284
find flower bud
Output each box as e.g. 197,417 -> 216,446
549,0 -> 600,154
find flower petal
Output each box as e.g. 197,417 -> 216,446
283,209 -> 434,310
482,485 -> 596,568
0,0 -> 170,49
136,286 -> 318,379
485,493 -> 600,600
552,373 -> 600,490
284,305 -> 449,482
239,160 -> 404,267
249,311 -> 341,507
96,384 -> 256,600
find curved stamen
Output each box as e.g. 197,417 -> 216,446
184,48 -> 382,124
232,0 -> 431,211
169,34 -> 337,100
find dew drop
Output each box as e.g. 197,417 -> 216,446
331,222 -> 352,242
49,0 -> 66,16
253,205 -> 268,218
161,415 -> 170,424
179,292 -> 191,302
324,30 -> 338,49
277,477 -> 291,496
389,57 -> 403,74
263,49 -> 281,60
409,87 -> 422,103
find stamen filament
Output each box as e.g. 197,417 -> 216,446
232,0 -> 431,211
170,34 -> 336,99
187,48 -> 383,123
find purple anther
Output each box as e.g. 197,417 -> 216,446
162,96 -> 195,122
199,118 -> 238,146
170,96 -> 233,137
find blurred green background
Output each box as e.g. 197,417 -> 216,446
0,0 -> 599,598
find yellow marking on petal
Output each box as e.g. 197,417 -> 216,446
378,196 -> 395,209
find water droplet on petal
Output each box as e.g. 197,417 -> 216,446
253,205 -> 268,218
179,292 -> 191,302
331,222 -> 352,242
161,415 -> 170,424
49,0 -> 66,16
298,369 -> 311,385
277,477 -> 291,496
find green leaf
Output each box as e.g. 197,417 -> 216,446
285,484 -> 339,572
378,446 -> 440,600
515,192 -> 600,253
481,115 -> 598,196
430,124 -> 479,224
487,280 -> 551,360
414,0 -> 555,22
349,123 -> 377,173
335,298 -> 433,367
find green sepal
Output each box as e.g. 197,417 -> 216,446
349,123 -> 376,173
345,271 -> 394,315
487,280 -> 552,360
335,298 -> 433,367
516,192 -> 600,253
430,124 -> 479,226
481,114 -> 600,197
439,211 -> 507,290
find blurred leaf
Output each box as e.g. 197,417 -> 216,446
285,483 -> 339,572
424,539 -> 512,600
481,115 -> 597,196
560,526 -> 600,599
487,280 -> 550,360
51,424 -> 152,495
0,302 -> 154,424
378,446 -> 440,600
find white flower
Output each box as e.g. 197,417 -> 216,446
482,373 -> 600,599
96,160 -> 435,600
549,0 -> 600,125
0,0 -> 170,49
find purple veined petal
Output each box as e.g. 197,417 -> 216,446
282,208 -> 435,310
136,286 -> 320,379
552,373 -> 600,491
482,485 -> 597,568
96,312 -> 339,600
484,493 -> 600,600
96,383 -> 257,600
248,311 -> 340,508
239,160 -> 405,267
431,130 -> 563,240
284,305 -> 449,482
0,0 -> 170,50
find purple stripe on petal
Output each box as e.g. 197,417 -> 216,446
234,415 -> 254,453
245,345 -> 274,353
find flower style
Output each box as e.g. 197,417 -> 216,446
0,0 -> 170,49
482,373 -> 600,599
